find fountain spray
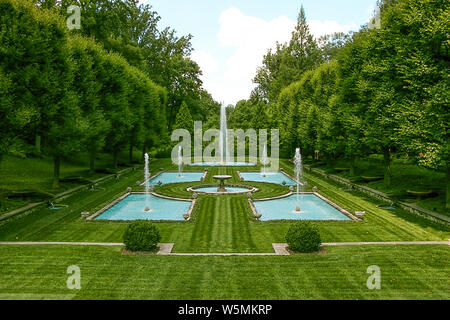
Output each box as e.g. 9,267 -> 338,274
293,148 -> 303,212
178,145 -> 183,177
261,145 -> 268,177
144,153 -> 151,212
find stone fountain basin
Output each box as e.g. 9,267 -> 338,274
212,175 -> 233,180
188,184 -> 258,194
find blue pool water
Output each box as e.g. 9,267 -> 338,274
147,172 -> 204,186
188,162 -> 256,167
254,194 -> 351,221
95,194 -> 191,221
194,186 -> 251,193
240,172 -> 297,186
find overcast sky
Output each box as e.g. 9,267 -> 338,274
143,0 -> 378,105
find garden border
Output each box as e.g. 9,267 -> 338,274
0,167 -> 136,222
303,164 -> 450,225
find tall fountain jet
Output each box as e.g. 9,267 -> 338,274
261,144 -> 268,177
178,145 -> 183,177
293,148 -> 303,212
144,153 -> 151,212
219,104 -> 230,164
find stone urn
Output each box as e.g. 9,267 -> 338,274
136,181 -> 141,186
192,193 -> 198,199
247,192 -> 252,199
183,214 -> 190,221
127,187 -> 132,193
81,212 -> 90,218
312,186 -> 318,193
255,213 -> 262,220
289,186 -> 294,192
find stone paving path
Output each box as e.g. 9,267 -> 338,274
0,241 -> 448,257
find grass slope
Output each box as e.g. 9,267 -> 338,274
0,245 -> 448,300
0,159 -> 448,254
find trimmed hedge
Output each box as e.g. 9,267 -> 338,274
123,221 -> 161,252
285,221 -> 322,253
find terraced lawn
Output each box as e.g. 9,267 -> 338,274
0,159 -> 448,254
0,245 -> 448,300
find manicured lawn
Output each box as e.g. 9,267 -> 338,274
0,152 -> 141,215
0,159 -> 448,254
0,158 -> 449,300
0,245 -> 448,300
307,156 -> 448,216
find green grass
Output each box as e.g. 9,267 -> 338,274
0,151 -> 142,215
0,159 -> 448,254
0,245 -> 448,300
309,156 -> 448,216
0,158 -> 449,300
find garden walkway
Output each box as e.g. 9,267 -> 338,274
0,241 -> 448,256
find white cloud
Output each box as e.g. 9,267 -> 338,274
308,20 -> 357,38
191,50 -> 219,77
197,7 -> 358,105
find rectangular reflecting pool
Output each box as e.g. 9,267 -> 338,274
253,194 -> 351,221
95,194 -> 192,221
146,172 -> 204,186
240,172 -> 297,186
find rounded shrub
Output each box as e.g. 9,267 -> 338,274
123,221 -> 161,252
285,221 -> 322,253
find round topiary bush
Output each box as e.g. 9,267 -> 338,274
123,221 -> 161,252
285,221 -> 321,253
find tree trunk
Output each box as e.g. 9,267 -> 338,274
89,148 -> 96,175
52,156 -> 61,189
129,144 -> 133,164
446,165 -> 450,210
383,147 -> 391,188
35,134 -> 41,155
113,150 -> 118,169
350,156 -> 356,176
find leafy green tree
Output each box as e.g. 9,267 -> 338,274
174,101 -> 194,135
253,6 -> 321,104
67,35 -> 110,174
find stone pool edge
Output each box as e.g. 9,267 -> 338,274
187,184 -> 259,195
87,192 -> 196,222
248,192 -> 360,222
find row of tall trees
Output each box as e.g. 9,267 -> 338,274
0,0 -> 167,187
1,0 -> 222,187
229,0 -> 449,208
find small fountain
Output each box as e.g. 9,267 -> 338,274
213,175 -> 232,192
178,145 -> 183,178
261,145 -> 268,177
293,148 -> 303,213
144,153 -> 151,212
219,104 -> 230,164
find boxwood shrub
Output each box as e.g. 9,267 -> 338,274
123,221 -> 161,252
285,221 -> 321,253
